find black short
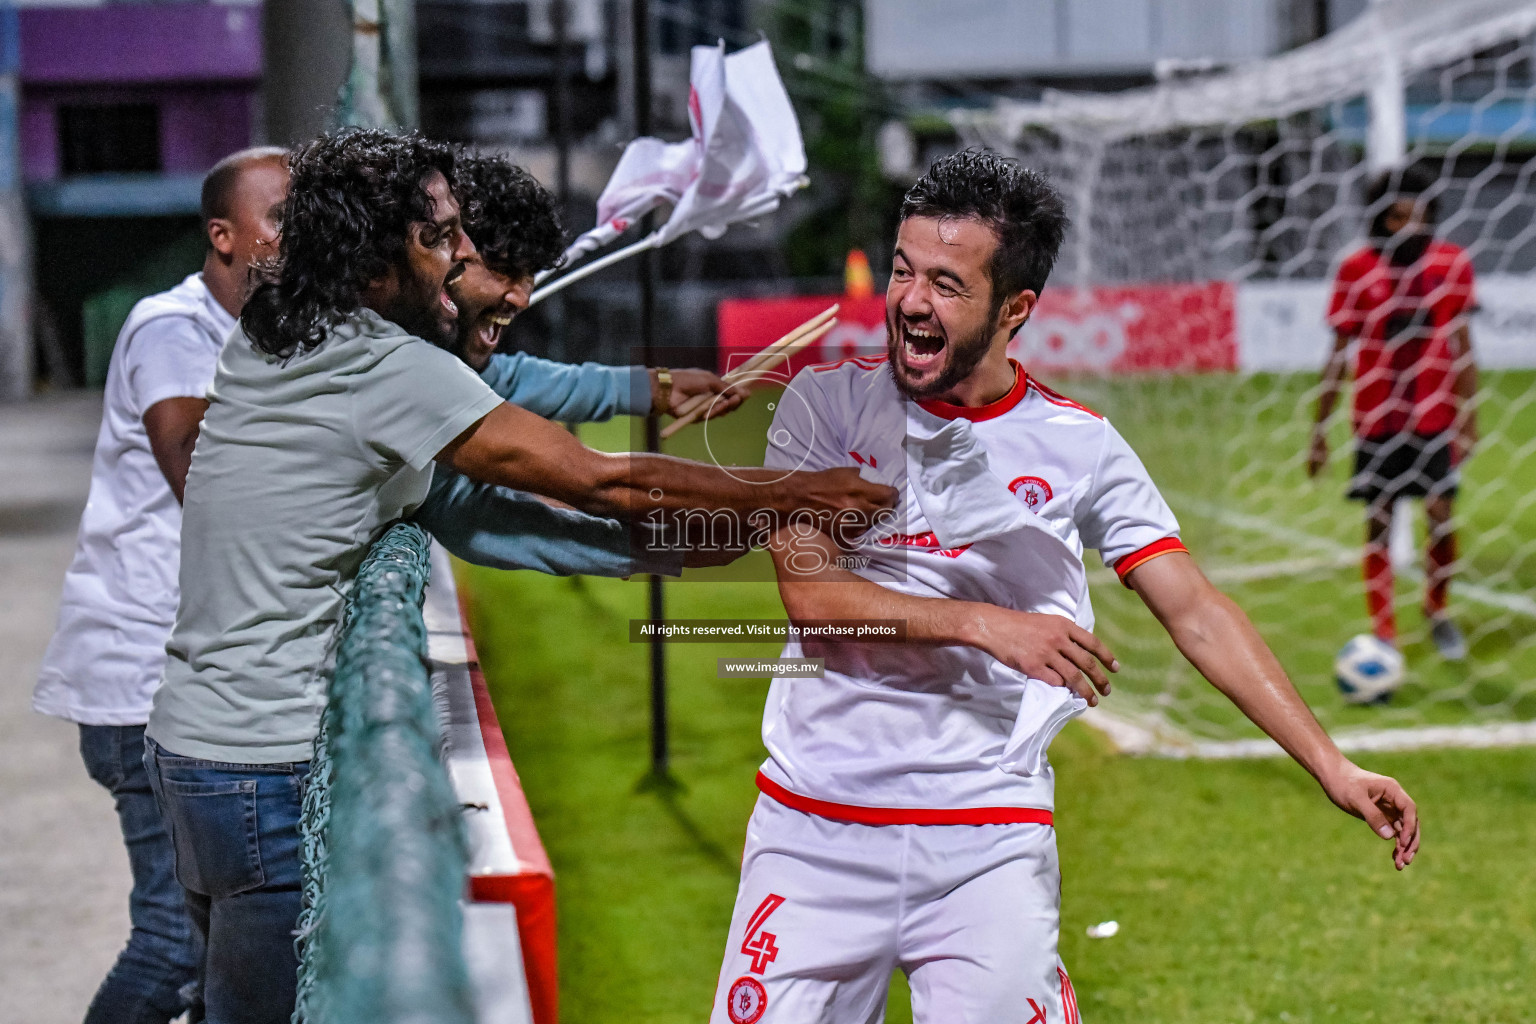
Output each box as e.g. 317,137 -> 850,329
1348,432 -> 1458,503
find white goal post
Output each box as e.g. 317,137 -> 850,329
952,0 -> 1536,755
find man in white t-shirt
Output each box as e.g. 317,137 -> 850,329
32,146 -> 287,1024
708,151 -> 1421,1024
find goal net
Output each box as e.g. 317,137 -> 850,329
957,0 -> 1536,755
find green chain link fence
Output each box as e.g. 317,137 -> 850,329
292,522 -> 477,1024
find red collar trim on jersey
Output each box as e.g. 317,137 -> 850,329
915,361 -> 1028,422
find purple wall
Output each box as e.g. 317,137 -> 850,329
20,99 -> 54,182
159,89 -> 256,174
18,3 -> 263,183
20,3 -> 262,85
20,84 -> 257,181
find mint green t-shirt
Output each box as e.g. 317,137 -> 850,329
147,309 -> 504,763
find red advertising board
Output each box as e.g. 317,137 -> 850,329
716,282 -> 1236,377
716,295 -> 888,380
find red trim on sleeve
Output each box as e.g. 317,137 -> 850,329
915,361 -> 1029,422
1025,375 -> 1104,419
756,772 -> 1054,827
1113,537 -> 1188,586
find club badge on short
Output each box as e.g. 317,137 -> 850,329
726,976 -> 768,1024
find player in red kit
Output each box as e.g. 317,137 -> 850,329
1309,166 -> 1479,659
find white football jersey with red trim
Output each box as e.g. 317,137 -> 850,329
759,357 -> 1183,818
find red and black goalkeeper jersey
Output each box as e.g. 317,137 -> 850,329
1328,240 -> 1475,438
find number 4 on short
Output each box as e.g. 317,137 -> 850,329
740,894 -> 786,975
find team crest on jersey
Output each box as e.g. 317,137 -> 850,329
726,976 -> 768,1024
1008,475 -> 1054,512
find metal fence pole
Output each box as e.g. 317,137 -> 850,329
632,0 -> 670,781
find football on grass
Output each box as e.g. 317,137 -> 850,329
1334,634 -> 1406,704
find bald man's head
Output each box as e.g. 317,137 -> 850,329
201,146 -> 289,231
200,147 -> 290,314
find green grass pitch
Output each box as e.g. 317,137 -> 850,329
457,369 -> 1536,1022
1061,369 -> 1536,739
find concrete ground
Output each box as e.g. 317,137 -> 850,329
0,392 -> 134,1024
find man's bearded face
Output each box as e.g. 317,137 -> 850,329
884,215 -> 1005,400
379,170 -> 472,348
1372,197 -> 1435,268
444,256 -> 533,371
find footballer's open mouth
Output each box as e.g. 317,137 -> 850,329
899,320 -> 946,370
472,312 -> 515,353
440,265 -> 465,319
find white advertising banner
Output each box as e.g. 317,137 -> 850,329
1234,279 -> 1333,373
1464,274 -> 1536,370
1235,275 -> 1536,372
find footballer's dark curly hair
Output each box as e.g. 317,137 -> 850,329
1365,163 -> 1439,240
242,128 -> 459,358
457,154 -> 567,279
900,149 -> 1069,303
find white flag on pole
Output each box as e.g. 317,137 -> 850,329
530,40 -> 808,303
654,40 -> 807,244
553,136 -> 696,271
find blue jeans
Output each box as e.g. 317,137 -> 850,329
143,738 -> 309,1024
77,725 -> 202,1024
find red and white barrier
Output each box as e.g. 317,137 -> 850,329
426,544 -> 558,1024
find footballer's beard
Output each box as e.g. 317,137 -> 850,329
445,301 -> 509,372
386,264 -> 463,349
389,303 -> 456,350
885,312 -> 997,401
1370,216 -> 1434,268
1382,231 -> 1433,268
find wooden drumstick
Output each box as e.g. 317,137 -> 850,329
660,318 -> 837,439
724,302 -> 838,380
661,303 -> 839,429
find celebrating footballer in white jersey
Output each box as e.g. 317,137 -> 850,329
709,150 -> 1420,1024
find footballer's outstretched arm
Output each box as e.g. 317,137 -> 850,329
1126,550 -> 1420,869
767,525 -> 1117,704
440,402 -> 895,521
1306,329 -> 1352,478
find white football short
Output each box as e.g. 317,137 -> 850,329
708,795 -> 1082,1024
